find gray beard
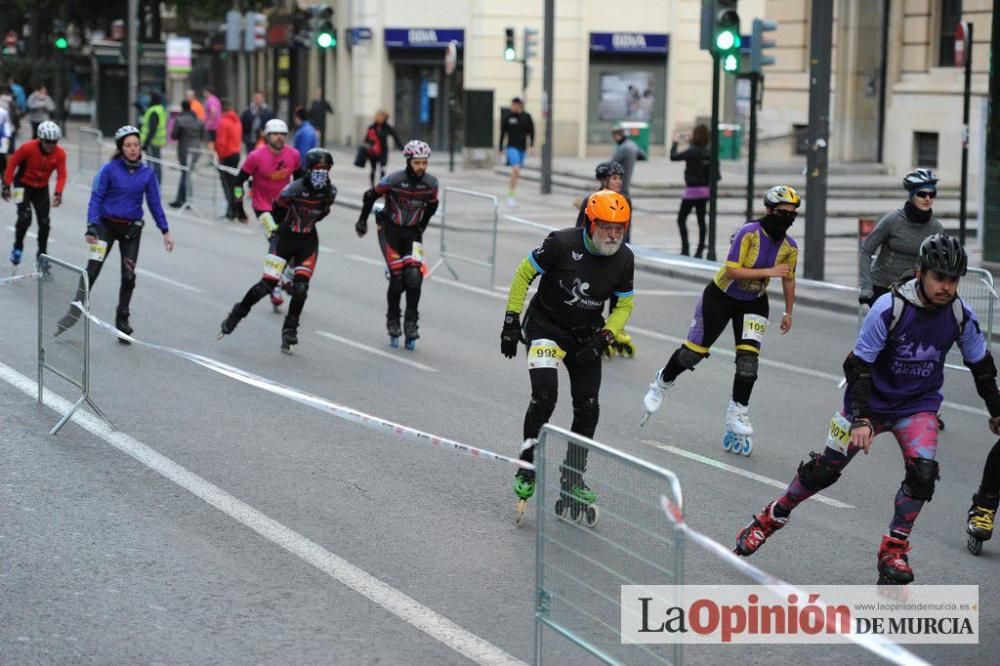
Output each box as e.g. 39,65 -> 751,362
593,236 -> 623,256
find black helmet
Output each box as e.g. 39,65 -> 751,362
595,160 -> 625,180
304,148 -> 333,170
919,233 -> 967,277
903,168 -> 938,193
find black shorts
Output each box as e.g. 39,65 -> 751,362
685,282 -> 769,355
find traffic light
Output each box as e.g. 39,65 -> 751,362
504,27 -> 516,61
310,5 -> 336,49
750,18 -> 777,72
523,27 -> 539,60
713,0 -> 741,73
244,12 -> 267,52
54,34 -> 68,50
53,18 -> 68,51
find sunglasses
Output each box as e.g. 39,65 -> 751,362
914,191 -> 936,199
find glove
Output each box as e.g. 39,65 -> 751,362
52,192 -> 62,207
575,329 -> 615,366
500,311 -> 523,358
1,185 -> 9,201
355,218 -> 368,238
259,211 -> 278,237
990,416 -> 1000,436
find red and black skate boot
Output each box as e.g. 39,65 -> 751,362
735,501 -> 788,556
877,534 -> 914,585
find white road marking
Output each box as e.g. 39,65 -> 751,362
135,268 -> 204,294
315,331 -> 437,372
345,253 -> 385,267
641,439 -> 855,509
319,245 -> 337,254
0,360 -> 522,666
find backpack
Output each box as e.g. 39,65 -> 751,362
887,287 -> 968,338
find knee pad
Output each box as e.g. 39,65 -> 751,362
903,457 -> 939,501
735,352 -> 759,381
571,397 -> 600,438
797,452 -> 842,492
677,346 -> 706,371
403,265 -> 422,290
525,391 -> 557,436
16,207 -> 31,225
37,217 -> 50,230
286,276 -> 309,300
250,279 -> 276,301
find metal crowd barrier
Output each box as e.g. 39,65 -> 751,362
36,254 -> 113,435
533,424 -> 684,665
947,266 -> 998,371
77,127 -> 103,173
428,186 -> 499,288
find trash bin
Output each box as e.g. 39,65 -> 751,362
718,123 -> 743,160
615,121 -> 650,154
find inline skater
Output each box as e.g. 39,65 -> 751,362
355,139 -> 438,350
735,235 -> 1000,584
232,118 -> 302,311
3,121 -> 66,276
967,438 -> 1000,555
860,168 -> 946,430
219,148 -> 336,353
502,190 -> 635,525
641,185 -> 800,456
55,125 -> 174,342
575,161 -> 635,358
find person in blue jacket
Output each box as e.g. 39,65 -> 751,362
57,125 -> 174,343
292,106 -> 319,156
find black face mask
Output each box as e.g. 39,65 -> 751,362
760,211 -> 796,240
904,200 -> 933,223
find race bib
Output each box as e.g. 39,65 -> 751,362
12,187 -> 24,204
412,241 -> 424,265
825,412 -> 853,454
527,338 -> 566,370
741,314 -> 768,343
262,254 -> 287,280
88,239 -> 108,262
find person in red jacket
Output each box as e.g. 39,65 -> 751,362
2,121 -> 66,273
214,99 -> 243,220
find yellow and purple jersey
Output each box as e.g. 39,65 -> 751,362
713,221 -> 798,301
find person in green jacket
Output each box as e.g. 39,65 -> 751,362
140,91 -> 167,184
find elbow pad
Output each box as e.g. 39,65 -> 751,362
967,353 -> 1000,417
843,352 -> 873,419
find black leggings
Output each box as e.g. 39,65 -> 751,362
13,185 -> 51,258
85,221 -> 143,315
368,154 -> 388,189
677,197 -> 707,257
661,282 -> 769,405
978,439 -> 1000,497
519,316 -> 602,476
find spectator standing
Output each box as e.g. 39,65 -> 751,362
203,87 -> 222,148
140,91 -> 167,184
611,123 -> 646,197
293,107 -> 319,156
308,88 -> 333,145
215,99 -> 243,220
26,85 -> 55,137
670,124 -> 712,257
240,91 -> 274,155
169,100 -> 204,208
185,89 -> 205,122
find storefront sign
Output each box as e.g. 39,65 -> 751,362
589,32 -> 668,54
166,37 -> 192,74
385,28 -> 464,49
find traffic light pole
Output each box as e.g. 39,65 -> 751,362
320,50 -> 327,146
540,0 -> 554,195
127,0 -> 138,125
745,72 -> 760,222
803,0 -> 833,281
959,23 -> 973,246
708,52 -> 720,261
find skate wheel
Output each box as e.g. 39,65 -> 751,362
390,336 -> 400,348
968,534 -> 984,556
741,437 -> 753,456
554,498 -> 566,520
585,505 -> 600,528
722,433 -> 733,452
281,344 -> 294,355
937,416 -> 946,431
515,499 -> 529,526
405,338 -> 416,351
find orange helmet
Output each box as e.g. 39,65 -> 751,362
584,190 -> 631,235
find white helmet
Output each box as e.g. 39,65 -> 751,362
114,125 -> 141,147
36,121 -> 62,141
264,118 -> 289,135
402,139 -> 431,160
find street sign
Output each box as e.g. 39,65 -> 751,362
166,36 -> 192,74
954,21 -> 970,68
444,40 -> 458,74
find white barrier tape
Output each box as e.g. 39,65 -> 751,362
0,271 -> 40,287
659,496 -> 930,666
70,302 -> 533,471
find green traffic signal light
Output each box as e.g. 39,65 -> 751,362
715,30 -> 737,51
317,32 -> 335,48
504,46 -> 516,61
722,53 -> 739,72
54,36 -> 68,50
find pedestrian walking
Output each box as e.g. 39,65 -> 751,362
670,124 -> 711,257
498,97 -> 534,208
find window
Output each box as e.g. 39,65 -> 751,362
938,0 -> 963,67
914,131 -> 939,168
